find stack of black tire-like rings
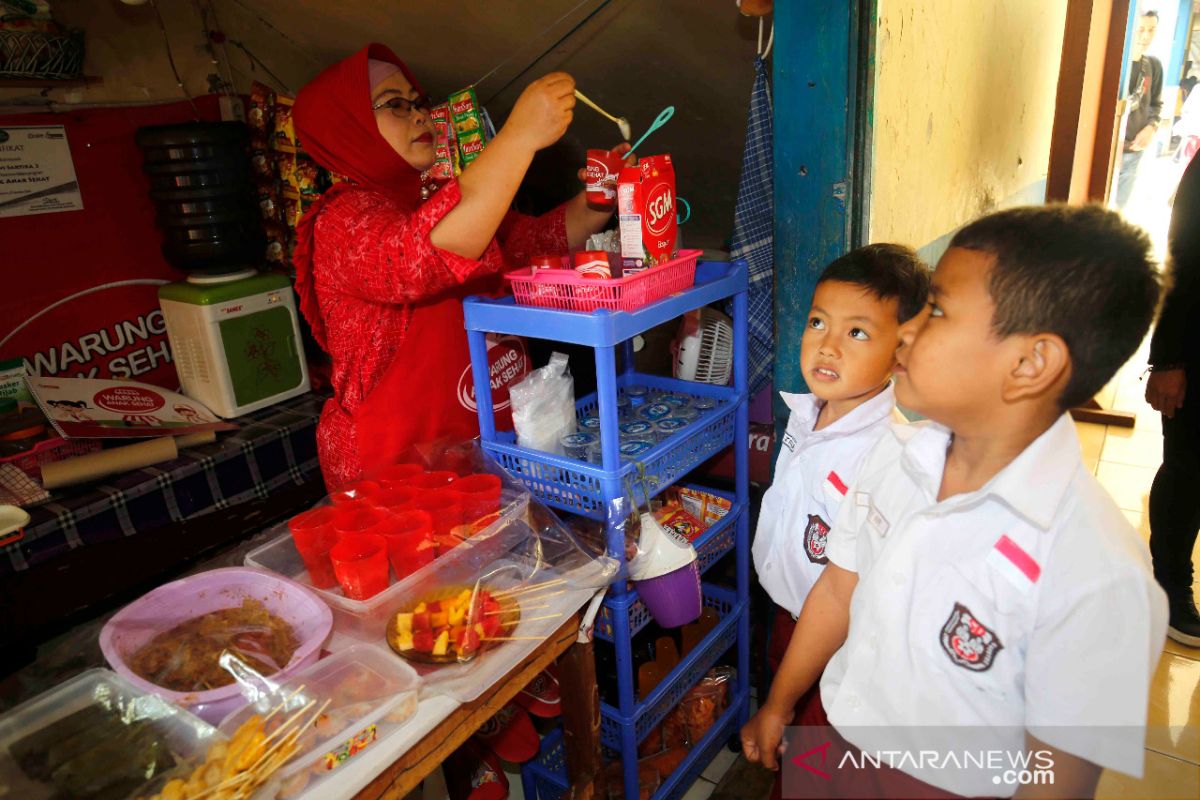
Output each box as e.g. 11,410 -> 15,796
136,122 -> 265,274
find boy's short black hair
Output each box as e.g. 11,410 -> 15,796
817,243 -> 931,323
950,204 -> 1161,410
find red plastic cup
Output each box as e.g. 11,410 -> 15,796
329,533 -> 390,600
333,505 -> 391,540
330,480 -> 380,505
412,488 -> 462,538
408,471 -> 458,491
529,254 -> 563,271
371,486 -> 417,512
586,148 -> 625,209
287,507 -> 339,589
382,509 -> 437,579
376,463 -> 425,488
451,473 -> 503,523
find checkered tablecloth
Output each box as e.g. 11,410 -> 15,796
0,393 -> 324,575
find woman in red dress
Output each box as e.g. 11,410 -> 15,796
293,44 -> 621,488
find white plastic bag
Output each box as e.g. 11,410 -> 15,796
510,352 -> 575,454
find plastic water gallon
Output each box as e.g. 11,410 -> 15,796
158,270 -> 310,418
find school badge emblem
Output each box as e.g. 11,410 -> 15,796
804,514 -> 830,564
939,602 -> 1003,671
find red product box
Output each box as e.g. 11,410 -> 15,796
617,155 -> 677,273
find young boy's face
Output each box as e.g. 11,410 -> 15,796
800,280 -> 900,405
894,247 -> 1010,426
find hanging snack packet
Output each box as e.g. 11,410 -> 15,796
273,93 -> 299,153
449,87 -> 487,167
429,103 -> 458,181
248,81 -> 275,144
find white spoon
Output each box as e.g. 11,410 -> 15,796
574,89 -> 631,141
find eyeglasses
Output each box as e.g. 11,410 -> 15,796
371,94 -> 433,118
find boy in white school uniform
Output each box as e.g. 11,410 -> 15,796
743,205 -> 1168,800
754,244 -> 930,687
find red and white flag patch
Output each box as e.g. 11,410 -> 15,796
988,534 -> 1041,591
823,470 -> 848,498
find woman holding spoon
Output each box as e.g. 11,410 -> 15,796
292,44 -> 629,488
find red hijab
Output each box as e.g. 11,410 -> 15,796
291,43 -> 425,350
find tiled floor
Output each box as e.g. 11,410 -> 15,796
1080,339 -> 1200,799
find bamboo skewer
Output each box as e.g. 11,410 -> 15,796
508,588 -> 567,604
262,684 -> 306,724
481,635 -> 547,641
484,604 -> 547,615
492,578 -> 566,597
501,613 -> 563,625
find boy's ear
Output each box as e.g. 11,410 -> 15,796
1002,334 -> 1071,403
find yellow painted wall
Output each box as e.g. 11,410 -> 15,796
868,0 -> 1070,259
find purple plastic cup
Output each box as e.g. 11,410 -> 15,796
634,560 -> 702,627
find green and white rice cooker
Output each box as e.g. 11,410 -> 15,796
158,270 -> 310,418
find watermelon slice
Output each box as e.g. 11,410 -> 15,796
413,630 -> 435,652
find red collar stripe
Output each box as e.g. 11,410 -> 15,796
994,534 -> 1041,583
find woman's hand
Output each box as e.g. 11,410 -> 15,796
1146,368 -> 1186,417
504,73 -> 576,153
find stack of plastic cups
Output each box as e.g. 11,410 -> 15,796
635,401 -> 674,425
653,417 -> 691,441
619,420 -> 656,441
625,385 -> 650,407
371,486 -> 416,513
409,471 -> 459,491
450,473 -> 503,527
561,431 -> 598,460
412,488 -> 463,554
329,480 -> 380,505
328,533 -> 389,600
653,391 -> 692,409
287,507 -> 340,589
376,462 -> 425,488
382,509 -> 436,580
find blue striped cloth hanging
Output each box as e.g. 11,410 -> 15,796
729,56 -> 774,395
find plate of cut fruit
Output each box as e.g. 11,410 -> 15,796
386,587 -> 521,664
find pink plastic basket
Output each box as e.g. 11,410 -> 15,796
507,249 -> 701,313
0,436 -> 101,481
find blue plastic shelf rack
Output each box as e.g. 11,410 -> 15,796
521,727 -> 569,800
464,259 -> 751,800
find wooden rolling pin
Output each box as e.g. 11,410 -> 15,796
40,431 -> 216,490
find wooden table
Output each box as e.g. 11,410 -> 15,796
354,613 -> 605,800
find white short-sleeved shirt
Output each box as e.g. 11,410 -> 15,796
820,415 -> 1168,797
753,385 -> 899,617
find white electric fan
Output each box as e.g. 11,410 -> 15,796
672,306 -> 734,384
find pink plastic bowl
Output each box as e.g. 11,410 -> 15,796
99,567 -> 332,724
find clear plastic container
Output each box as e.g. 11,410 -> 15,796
219,645 -> 421,800
560,431 -> 598,460
383,501 -> 614,703
651,392 -> 692,408
634,401 -> 674,424
618,420 -> 656,440
0,668 -> 223,800
247,491 -> 532,642
99,567 -> 333,725
587,437 -> 657,464
653,417 -> 693,441
577,415 -> 602,433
